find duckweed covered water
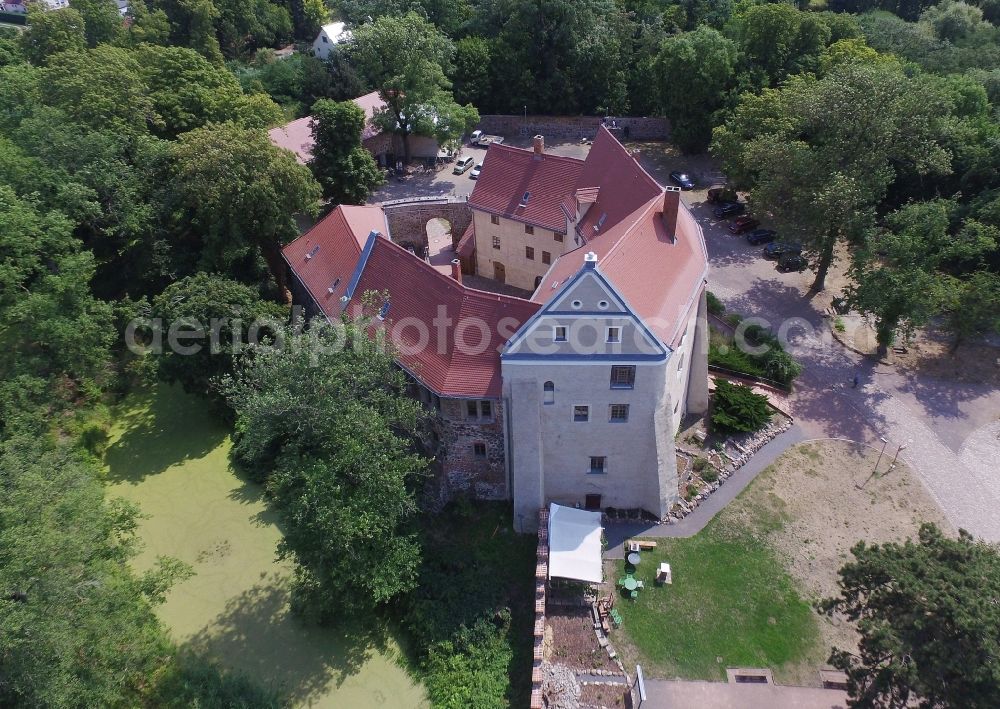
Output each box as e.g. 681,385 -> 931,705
105,384 -> 428,708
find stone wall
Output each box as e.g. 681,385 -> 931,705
438,397 -> 508,500
383,200 -> 473,252
530,507 -> 549,709
476,115 -> 670,141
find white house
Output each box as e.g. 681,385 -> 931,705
312,21 -> 351,60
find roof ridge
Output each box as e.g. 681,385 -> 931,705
487,142 -> 586,166
593,126 -> 663,194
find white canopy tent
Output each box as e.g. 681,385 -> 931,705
547,503 -> 603,583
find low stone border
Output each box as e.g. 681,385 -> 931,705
530,508 -> 549,709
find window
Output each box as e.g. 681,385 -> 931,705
610,404 -> 629,422
378,302 -> 391,320
589,456 -> 607,474
322,36 -> 328,43
610,365 -> 636,389
542,250 -> 551,265
571,299 -> 583,310
543,381 -> 555,404
525,246 -> 535,260
491,214 -> 500,225
574,405 -> 589,422
554,326 -> 567,342
554,233 -> 564,243
525,224 -> 534,235
607,327 -> 621,343
467,400 -> 493,420
473,442 -> 487,458
492,235 -> 501,250
598,300 -> 609,310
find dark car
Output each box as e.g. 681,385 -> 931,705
777,253 -> 809,272
669,171 -> 696,190
713,202 -> 746,219
763,241 -> 802,259
729,216 -> 760,235
745,228 -> 777,245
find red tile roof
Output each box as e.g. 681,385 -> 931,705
283,206 -> 539,398
468,145 -> 584,233
535,189 -> 708,347
267,92 -> 388,164
456,222 -> 475,257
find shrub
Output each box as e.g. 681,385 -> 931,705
701,466 -> 719,483
710,379 -> 772,434
706,290 -> 725,316
693,456 -> 709,472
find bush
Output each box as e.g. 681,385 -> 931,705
701,465 -> 719,483
710,379 -> 772,434
693,456 -> 709,472
706,290 -> 725,316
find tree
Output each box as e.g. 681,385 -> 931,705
730,3 -> 832,85
710,378 -> 771,433
0,186 -> 115,389
169,122 -> 320,296
655,26 -> 737,153
123,0 -> 172,47
19,7 -> 86,65
712,62 -> 953,290
39,45 -> 157,135
846,200 -> 996,356
351,12 -> 477,163
151,273 -> 288,405
452,36 -> 492,109
820,524 -> 1000,708
944,269 -> 1000,349
221,316 -> 428,618
920,0 -> 990,42
134,44 -> 282,137
69,0 -> 124,47
308,99 -> 384,204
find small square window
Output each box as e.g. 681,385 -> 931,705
473,442 -> 487,458
480,400 -> 492,418
525,224 -> 534,235
542,250 -> 551,264
607,327 -> 621,343
589,456 -> 606,474
467,400 -> 478,418
574,405 -> 589,422
491,214 -> 500,225
610,404 -> 629,422
492,235 -> 500,249
610,365 -> 636,389
554,326 -> 567,342
554,233 -> 564,243
526,246 -> 535,260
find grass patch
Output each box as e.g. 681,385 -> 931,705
614,486 -> 820,681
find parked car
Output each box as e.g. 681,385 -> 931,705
729,216 -> 760,234
470,130 -> 483,144
707,185 -> 738,203
453,156 -> 475,174
745,228 -> 777,245
470,162 -> 483,179
763,242 -> 802,259
777,253 -> 809,272
669,171 -> 695,190
713,202 -> 746,219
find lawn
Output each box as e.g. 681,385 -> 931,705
104,383 -> 428,708
614,496 -> 822,682
613,439 -> 950,685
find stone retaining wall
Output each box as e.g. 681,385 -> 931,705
383,200 -> 473,251
476,115 -> 670,141
531,507 -> 549,709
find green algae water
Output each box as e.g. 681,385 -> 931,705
105,384 -> 428,709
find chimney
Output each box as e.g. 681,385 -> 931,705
662,187 -> 680,242
583,251 -> 598,269
450,258 -> 463,284
533,135 -> 544,158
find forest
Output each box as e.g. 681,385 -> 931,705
1,0 -> 998,705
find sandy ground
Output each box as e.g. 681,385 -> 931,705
733,439 -> 953,664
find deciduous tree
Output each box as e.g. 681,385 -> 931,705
309,98 -> 384,203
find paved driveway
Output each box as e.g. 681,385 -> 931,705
675,181 -> 1000,541
641,679 -> 847,709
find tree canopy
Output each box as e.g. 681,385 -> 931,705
309,98 -> 384,203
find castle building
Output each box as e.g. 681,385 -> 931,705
283,127 -> 709,531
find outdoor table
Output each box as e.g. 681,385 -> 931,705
626,551 -> 641,566
622,576 -> 638,592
